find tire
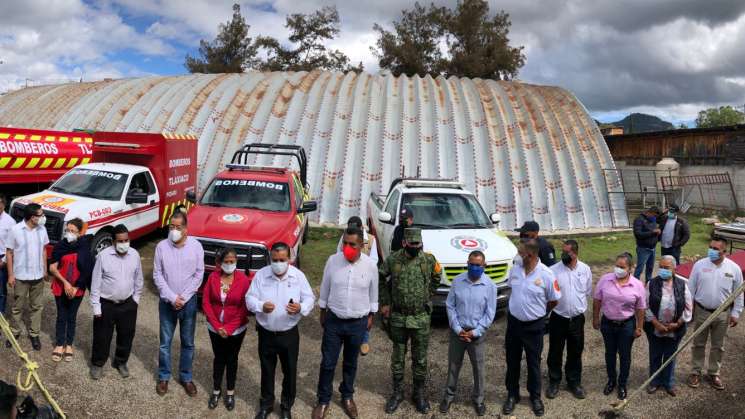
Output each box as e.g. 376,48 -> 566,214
295,246 -> 301,270
302,224 -> 309,244
91,230 -> 113,256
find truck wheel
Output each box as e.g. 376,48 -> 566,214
91,231 -> 113,256
295,247 -> 301,269
302,225 -> 309,244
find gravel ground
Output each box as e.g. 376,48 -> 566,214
2,237 -> 745,419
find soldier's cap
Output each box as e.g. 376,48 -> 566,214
404,227 -> 422,243
400,207 -> 414,219
514,221 -> 539,233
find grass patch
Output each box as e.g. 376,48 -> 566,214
300,226 -> 343,288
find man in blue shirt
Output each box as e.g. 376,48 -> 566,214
439,250 -> 497,417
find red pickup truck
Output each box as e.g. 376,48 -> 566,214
187,144 -> 317,279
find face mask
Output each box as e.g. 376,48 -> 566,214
221,263 -> 237,274
561,252 -> 573,266
37,216 -> 46,226
513,254 -> 523,267
648,215 -> 656,224
467,264 -> 485,279
115,242 -> 130,254
668,211 -> 676,219
342,244 -> 360,262
64,232 -> 79,242
708,248 -> 721,262
658,268 -> 673,280
168,229 -> 182,243
614,267 -> 628,279
271,261 -> 289,276
404,246 -> 421,257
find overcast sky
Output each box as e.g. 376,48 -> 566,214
1,0 -> 744,125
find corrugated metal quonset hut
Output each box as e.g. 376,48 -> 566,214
0,71 -> 627,231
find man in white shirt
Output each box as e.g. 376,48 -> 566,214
5,203 -> 49,351
546,240 -> 593,400
686,237 -> 744,391
313,228 -> 378,419
0,194 -> 17,315
246,242 -> 315,419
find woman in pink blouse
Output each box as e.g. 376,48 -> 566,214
592,252 -> 647,400
644,255 -> 692,396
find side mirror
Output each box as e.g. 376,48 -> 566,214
490,213 -> 501,224
125,190 -> 148,205
186,190 -> 196,203
378,212 -> 393,224
297,200 -> 318,214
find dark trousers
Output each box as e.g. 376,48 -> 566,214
505,314 -> 544,400
258,325 -> 299,410
600,317 -> 635,387
547,312 -> 585,387
208,329 -> 246,391
54,296 -> 83,346
646,331 -> 681,389
661,247 -> 681,265
317,312 -> 367,404
0,265 -> 7,314
634,246 -> 656,282
91,297 -> 138,367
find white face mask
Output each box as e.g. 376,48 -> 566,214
513,254 -> 523,267
37,216 -> 47,226
168,229 -> 182,243
614,267 -> 628,279
271,261 -> 289,276
115,242 -> 130,254
64,231 -> 79,242
221,262 -> 237,274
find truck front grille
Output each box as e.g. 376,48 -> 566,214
444,263 -> 509,284
10,203 -> 64,243
198,239 -> 269,272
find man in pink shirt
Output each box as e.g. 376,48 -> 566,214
153,212 -> 204,397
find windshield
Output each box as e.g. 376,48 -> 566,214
201,179 -> 290,212
50,169 -> 128,201
401,193 -> 491,228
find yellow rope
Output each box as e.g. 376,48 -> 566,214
0,313 -> 66,419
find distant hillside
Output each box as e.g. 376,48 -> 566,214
609,113 -> 674,134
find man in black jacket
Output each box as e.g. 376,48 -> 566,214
515,221 -> 556,267
658,204 -> 690,264
391,208 -> 414,253
633,206 -> 661,282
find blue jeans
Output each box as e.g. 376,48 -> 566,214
316,312 -> 367,404
647,331 -> 681,389
600,317 -> 635,387
54,296 -> 83,346
158,296 -> 197,382
634,247 -> 655,282
362,330 -> 369,344
0,265 -> 7,314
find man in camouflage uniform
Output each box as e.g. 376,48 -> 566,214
379,228 -> 441,414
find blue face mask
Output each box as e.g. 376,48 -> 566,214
658,268 -> 672,280
708,248 -> 721,262
648,215 -> 657,223
467,264 -> 485,279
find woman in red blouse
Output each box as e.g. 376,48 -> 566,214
202,247 -> 252,411
49,218 -> 93,362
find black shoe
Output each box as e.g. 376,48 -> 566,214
617,386 -> 627,400
384,380 -> 404,414
254,407 -> 273,419
569,385 -> 586,399
439,399 -> 451,414
208,391 -> 221,410
280,407 -> 292,419
224,393 -> 235,411
546,382 -> 559,399
29,336 -> 41,351
502,396 -> 519,415
603,381 -> 616,395
473,402 -> 486,416
531,398 -> 545,417
413,394 -> 430,414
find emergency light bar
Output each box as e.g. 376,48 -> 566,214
94,142 -> 141,149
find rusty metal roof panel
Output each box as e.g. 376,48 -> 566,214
0,71 -> 626,231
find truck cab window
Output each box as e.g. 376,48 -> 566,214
49,168 -> 128,201
293,176 -> 304,208
128,172 -> 151,195
384,189 -> 400,218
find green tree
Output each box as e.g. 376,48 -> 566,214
371,2 -> 446,77
695,106 -> 745,128
184,4 -> 260,73
372,0 -> 525,79
257,6 -> 362,72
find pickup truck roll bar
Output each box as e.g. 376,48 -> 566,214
230,143 -> 308,187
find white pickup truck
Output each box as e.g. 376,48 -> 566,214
368,178 -> 517,312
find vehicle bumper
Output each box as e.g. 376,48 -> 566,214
432,283 -> 511,313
